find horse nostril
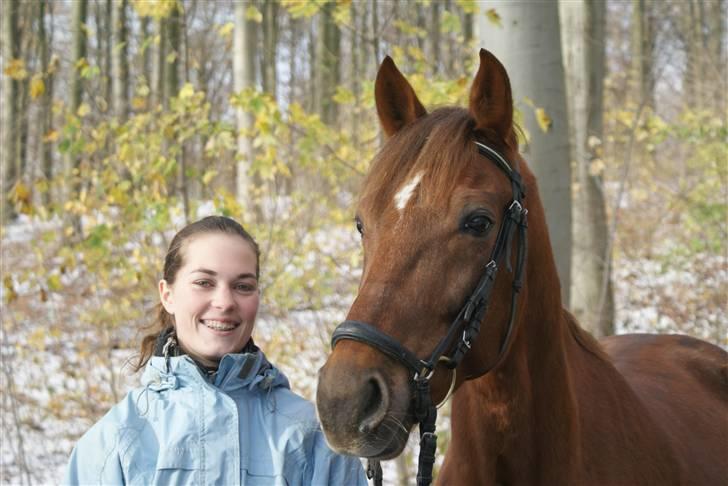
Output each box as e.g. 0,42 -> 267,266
358,372 -> 389,435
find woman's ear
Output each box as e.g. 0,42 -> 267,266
159,280 -> 175,314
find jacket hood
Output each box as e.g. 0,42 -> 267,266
141,348 -> 290,394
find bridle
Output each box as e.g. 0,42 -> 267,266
330,140 -> 528,486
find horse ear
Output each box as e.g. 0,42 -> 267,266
375,56 -> 427,138
469,49 -> 514,142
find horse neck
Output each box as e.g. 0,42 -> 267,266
477,173 -> 585,482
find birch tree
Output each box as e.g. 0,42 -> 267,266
477,1 -> 572,302
561,0 -> 614,337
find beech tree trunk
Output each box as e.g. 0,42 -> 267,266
561,0 -> 615,337
478,0 -> 572,304
111,0 -> 129,121
1,0 -> 20,223
233,0 -> 256,206
65,0 -> 87,209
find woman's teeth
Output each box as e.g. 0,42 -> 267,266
201,319 -> 239,331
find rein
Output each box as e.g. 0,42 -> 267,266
331,141 -> 528,486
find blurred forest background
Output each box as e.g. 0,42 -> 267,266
1,0 -> 725,483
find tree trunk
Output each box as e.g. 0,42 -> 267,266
65,0 -> 87,212
166,4 -> 180,102
351,0 -> 361,147
233,0 -> 256,207
38,0 -> 55,207
261,0 -> 278,99
315,2 -> 340,124
153,17 -> 166,108
100,0 -> 112,111
631,0 -> 654,108
140,16 -> 151,90
372,0 -> 380,62
431,0 -> 441,75
561,0 -> 614,337
111,0 -> 129,121
1,0 -> 20,223
705,0 -> 725,109
477,0 -> 572,304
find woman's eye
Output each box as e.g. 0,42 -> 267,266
194,280 -> 213,288
462,215 -> 493,236
355,217 -> 364,236
235,283 -> 257,292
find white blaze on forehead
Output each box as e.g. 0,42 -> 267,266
394,170 -> 424,213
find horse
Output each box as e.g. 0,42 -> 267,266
316,49 -> 728,485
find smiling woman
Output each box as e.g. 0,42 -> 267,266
64,216 -> 367,485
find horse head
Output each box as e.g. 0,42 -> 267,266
317,49 -> 556,462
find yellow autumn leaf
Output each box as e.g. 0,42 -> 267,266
77,103 -> 91,117
43,130 -> 59,143
30,74 -> 45,99
4,58 -> 28,80
218,22 -> 234,38
535,107 -> 551,133
75,57 -> 89,71
485,8 -> 502,28
10,181 -> 30,206
178,83 -> 194,99
131,96 -> 147,110
245,5 -> 262,23
28,328 -> 47,351
131,0 -> 177,19
3,276 -> 17,304
202,170 -> 218,185
48,274 -> 63,292
588,158 -> 606,176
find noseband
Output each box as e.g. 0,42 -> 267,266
330,141 -> 528,486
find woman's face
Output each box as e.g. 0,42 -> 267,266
159,232 -> 259,365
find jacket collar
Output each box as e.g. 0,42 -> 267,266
142,348 -> 290,393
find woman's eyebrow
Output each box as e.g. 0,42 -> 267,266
190,268 -> 256,279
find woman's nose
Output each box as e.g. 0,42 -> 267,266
212,286 -> 236,309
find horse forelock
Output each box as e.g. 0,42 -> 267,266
359,107 -> 485,218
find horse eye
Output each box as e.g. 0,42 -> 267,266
355,217 -> 364,236
462,214 -> 492,236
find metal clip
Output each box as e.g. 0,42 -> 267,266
462,330 -> 472,350
414,362 -> 436,382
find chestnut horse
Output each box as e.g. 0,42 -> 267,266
316,50 -> 728,485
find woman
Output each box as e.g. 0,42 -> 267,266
65,216 -> 367,485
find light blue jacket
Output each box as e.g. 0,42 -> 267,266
64,350 -> 367,485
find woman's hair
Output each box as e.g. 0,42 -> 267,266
133,216 -> 260,371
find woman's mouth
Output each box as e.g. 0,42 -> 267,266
199,319 -> 241,331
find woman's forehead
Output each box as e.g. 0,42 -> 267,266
180,233 -> 257,273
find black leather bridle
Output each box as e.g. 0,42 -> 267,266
330,141 -> 528,486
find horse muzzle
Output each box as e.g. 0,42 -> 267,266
316,342 -> 413,459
